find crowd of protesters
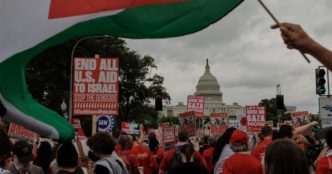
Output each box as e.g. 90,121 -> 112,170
1,116 -> 332,174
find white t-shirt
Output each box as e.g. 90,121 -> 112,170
214,144 -> 234,174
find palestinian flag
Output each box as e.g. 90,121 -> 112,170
0,0 -> 243,141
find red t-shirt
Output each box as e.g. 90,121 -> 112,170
202,147 -> 214,173
159,147 -> 207,172
117,150 -> 140,174
252,138 -> 272,161
316,155 -> 332,174
223,153 -> 263,174
130,145 -> 158,174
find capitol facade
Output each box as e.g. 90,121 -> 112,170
163,59 -> 245,122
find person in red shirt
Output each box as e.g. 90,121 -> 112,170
252,126 -> 273,161
316,128 -> 332,174
222,130 -> 262,174
117,134 -> 140,174
158,131 -> 207,174
202,136 -> 216,174
131,136 -> 158,174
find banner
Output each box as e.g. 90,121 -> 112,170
246,106 -> 266,133
179,111 -> 196,136
71,119 -> 86,141
8,123 -> 38,143
97,115 -> 115,132
73,58 -> 119,115
319,96 -> 332,128
162,124 -> 176,146
121,122 -> 139,135
291,111 -> 309,126
210,113 -> 229,135
187,95 -> 204,117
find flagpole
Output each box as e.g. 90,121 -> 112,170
257,0 -> 310,63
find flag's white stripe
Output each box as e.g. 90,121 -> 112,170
0,95 -> 59,139
0,0 -> 124,63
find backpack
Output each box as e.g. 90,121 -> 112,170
168,146 -> 200,172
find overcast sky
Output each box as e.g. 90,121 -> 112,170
125,0 -> 332,113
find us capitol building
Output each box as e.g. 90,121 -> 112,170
162,59 -> 245,122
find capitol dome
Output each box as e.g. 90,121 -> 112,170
195,59 -> 223,101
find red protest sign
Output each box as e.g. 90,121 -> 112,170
246,106 -> 266,133
291,111 -> 309,126
162,125 -> 176,145
71,119 -> 86,141
8,123 -> 38,143
187,95 -> 204,117
73,58 -> 119,115
179,111 -> 196,136
210,113 -> 229,135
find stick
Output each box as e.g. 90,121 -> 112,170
258,0 -> 311,63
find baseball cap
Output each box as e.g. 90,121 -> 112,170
230,130 -> 248,145
13,141 -> 33,163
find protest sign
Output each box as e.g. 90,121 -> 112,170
73,57 -> 119,115
8,123 -> 38,143
97,115 -> 115,132
291,111 -> 309,127
246,106 -> 266,133
71,119 -> 86,140
121,122 -> 139,135
210,112 -> 229,135
162,124 -> 176,146
187,95 -> 204,117
179,111 -> 196,136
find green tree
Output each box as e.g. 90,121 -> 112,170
159,116 -> 180,125
26,36 -> 170,124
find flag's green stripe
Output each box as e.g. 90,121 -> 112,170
0,0 -> 243,141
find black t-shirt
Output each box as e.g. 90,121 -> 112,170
57,167 -> 84,174
168,162 -> 208,174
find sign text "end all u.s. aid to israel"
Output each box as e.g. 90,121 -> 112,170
73,58 -> 119,115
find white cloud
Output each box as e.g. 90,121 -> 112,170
125,0 -> 332,113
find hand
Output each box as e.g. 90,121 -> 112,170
271,23 -> 315,54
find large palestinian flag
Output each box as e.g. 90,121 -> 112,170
0,0 -> 243,141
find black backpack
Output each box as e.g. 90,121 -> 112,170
168,146 -> 200,172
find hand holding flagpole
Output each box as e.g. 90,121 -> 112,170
258,0 -> 310,63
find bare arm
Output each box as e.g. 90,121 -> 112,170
294,121 -> 319,135
272,23 -> 332,70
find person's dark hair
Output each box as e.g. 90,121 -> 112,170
212,127 -> 236,164
34,141 -> 52,173
326,128 -> 332,149
261,126 -> 273,138
0,128 -> 12,168
272,130 -> 279,140
201,136 -> 209,145
180,143 -> 194,162
265,139 -> 309,174
278,125 -> 293,139
178,130 -> 189,142
87,132 -> 116,155
118,134 -> 133,150
56,142 -> 78,168
148,132 -> 159,154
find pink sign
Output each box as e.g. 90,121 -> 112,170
246,106 -> 266,133
73,58 -> 119,115
187,95 -> 204,117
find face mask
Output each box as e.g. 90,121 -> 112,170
88,151 -> 99,162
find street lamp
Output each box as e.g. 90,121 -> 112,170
61,100 -> 68,120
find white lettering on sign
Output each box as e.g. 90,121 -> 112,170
74,58 -> 96,70
88,84 -> 117,93
98,71 -> 117,83
100,59 -> 118,70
